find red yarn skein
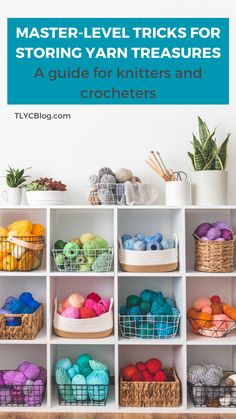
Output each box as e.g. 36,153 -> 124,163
79,307 -> 96,318
142,371 -> 154,381
86,292 -> 101,303
121,364 -> 138,381
146,358 -> 162,374
136,362 -> 147,372
154,369 -> 167,382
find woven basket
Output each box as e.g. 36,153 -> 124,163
0,304 -> 43,340
194,237 -> 235,273
119,368 -> 181,407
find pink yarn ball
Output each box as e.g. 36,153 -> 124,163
93,302 -> 106,316
68,293 -> 85,309
11,388 -> 24,404
98,298 -> 110,312
24,364 -> 40,380
13,371 -> 27,386
0,388 -> 12,404
86,292 -> 101,303
61,306 -> 80,319
3,370 -> 17,385
213,314 -> 232,330
84,299 -> 96,309
17,361 -> 30,373
201,306 -> 212,314
193,297 -> 211,311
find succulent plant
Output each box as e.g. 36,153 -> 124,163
5,166 -> 31,188
188,117 -> 230,171
26,178 -> 67,191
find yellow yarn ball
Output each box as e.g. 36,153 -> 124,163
79,232 -> 96,245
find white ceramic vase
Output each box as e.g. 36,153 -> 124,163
165,181 -> 192,206
191,170 -> 228,205
2,187 -> 22,205
26,191 -> 66,206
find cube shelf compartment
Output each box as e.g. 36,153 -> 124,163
0,204 -> 235,413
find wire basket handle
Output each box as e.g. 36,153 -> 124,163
8,236 -> 45,251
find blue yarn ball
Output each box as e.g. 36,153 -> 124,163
119,305 -> 128,315
133,240 -> 146,251
55,358 -> 72,371
146,240 -> 162,251
20,305 -> 33,314
139,289 -> 155,303
28,300 -> 40,312
156,322 -> 174,338
87,370 -> 109,401
4,296 -> 15,305
156,304 -> 172,316
121,234 -> 132,242
6,318 -> 21,327
19,292 -> 33,305
123,238 -> 136,250
10,300 -> 24,314
165,297 -> 174,307
171,307 -> 180,316
161,239 -> 175,249
135,233 -> 145,241
129,306 -> 142,316
154,233 -> 163,243
152,292 -> 165,306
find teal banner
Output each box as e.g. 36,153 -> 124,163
8,18 -> 229,104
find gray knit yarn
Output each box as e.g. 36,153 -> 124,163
187,365 -> 207,385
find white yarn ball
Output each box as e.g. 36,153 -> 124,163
115,168 -> 133,183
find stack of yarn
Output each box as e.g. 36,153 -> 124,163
119,289 -> 180,338
188,364 -> 236,407
88,166 -> 141,205
55,353 -> 109,402
0,361 -> 46,406
121,357 -> 173,382
187,295 -> 236,337
0,293 -> 40,326
58,292 -> 110,319
194,221 -> 233,241
53,232 -> 112,272
121,232 -> 175,251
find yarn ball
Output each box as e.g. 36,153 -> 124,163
146,358 -> 162,374
76,354 -> 92,368
142,371 -> 154,381
156,322 -> 175,338
86,292 -> 101,303
146,239 -> 162,251
211,295 -> 221,304
119,305 -> 128,315
67,293 -> 85,309
140,301 -> 151,314
63,242 -> 80,259
68,367 -> 77,379
80,307 -> 96,319
121,364 -> 138,381
165,297 -> 174,307
126,295 -> 140,307
17,361 -> 31,373
140,289 -> 155,303
130,372 -> 144,381
55,358 -> 72,371
0,373 -> 4,386
24,364 -> 40,381
206,227 -> 221,240
123,238 -> 136,250
192,383 -> 206,405
3,370 -> 17,385
61,306 -> 80,319
129,305 -> 142,319
154,370 -> 167,382
87,370 -> 109,401
80,363 -> 93,377
137,322 -> 154,339
72,374 -> 87,401
216,237 -> 225,242
13,371 -> 27,386
92,302 -> 106,317
130,176 -> 141,183
171,307 -> 180,316
221,229 -> 233,241
100,174 -> 116,189
83,238 -> 108,256
115,168 -> 133,183
187,365 -> 207,384
8,299 -> 24,314
194,297 -> 211,311
23,379 -> 34,396
98,167 -> 114,178
0,388 -> 12,405
55,367 -> 71,385
24,394 -> 42,407
98,188 -> 115,205
133,240 -> 146,251
136,362 -> 147,372
213,314 -> 232,330
36,366 -> 47,383
98,299 -> 110,312
30,379 -> 44,400
161,239 -> 175,249
213,221 -> 231,231
194,223 -> 211,238
154,303 -> 172,316
89,360 -> 108,371
202,366 -> 223,386
79,232 -> 96,245
73,364 -> 80,374
121,234 -> 132,242
201,306 -> 213,314
135,233 -> 145,241
219,394 -> 231,407
84,299 -> 96,309
6,318 -> 21,326
211,302 -> 223,315
11,388 -> 25,404
115,183 -> 125,201
92,252 -> 112,272
88,174 -> 99,188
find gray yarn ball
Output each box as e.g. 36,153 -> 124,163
98,188 -> 115,205
100,174 -> 116,190
98,167 -> 114,178
202,366 -> 223,386
187,365 -> 207,385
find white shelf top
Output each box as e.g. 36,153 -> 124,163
50,334 -> 115,345
186,269 -> 236,277
187,330 -> 236,345
118,271 -> 183,277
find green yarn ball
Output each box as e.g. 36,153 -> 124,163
140,301 -> 151,314
83,238 -> 108,256
92,252 -> 112,272
76,353 -> 92,368
126,295 -> 140,307
80,363 -> 93,377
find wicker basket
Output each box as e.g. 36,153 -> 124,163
120,368 -> 181,407
188,370 -> 235,407
187,314 -> 236,338
194,237 -> 235,273
0,236 -> 45,272
0,304 -> 43,340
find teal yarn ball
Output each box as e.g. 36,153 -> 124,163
152,291 -> 165,306
56,368 -> 75,402
165,297 -> 174,307
126,295 -> 140,307
140,301 -> 151,314
156,304 -> 172,316
139,289 -> 155,303
76,354 -> 92,368
129,305 -> 142,322
89,360 -> 108,372
72,374 -> 87,401
87,370 -> 109,401
119,305 -> 128,315
150,301 -> 161,315
80,363 -> 93,377
73,364 -> 80,374
55,358 -> 72,371
68,367 -> 77,379
156,322 -> 174,338
171,307 -> 180,316
137,322 -> 155,339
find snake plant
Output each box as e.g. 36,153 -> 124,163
188,117 -> 230,171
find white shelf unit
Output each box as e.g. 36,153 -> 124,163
0,204 -> 236,413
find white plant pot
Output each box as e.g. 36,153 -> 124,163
26,191 -> 66,206
165,181 -> 192,206
191,170 -> 228,205
2,187 -> 22,205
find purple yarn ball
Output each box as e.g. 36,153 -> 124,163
213,221 -> 231,231
11,388 -> 24,404
17,361 -> 31,373
3,370 -> 17,385
36,366 -> 47,383
0,388 -> 12,405
13,371 -> 27,386
24,394 -> 41,406
216,237 -> 225,242
221,228 -> 233,241
24,364 -> 40,381
206,227 -> 221,240
194,223 -> 211,238
0,372 -> 4,385
31,379 -> 44,398
201,236 -> 209,241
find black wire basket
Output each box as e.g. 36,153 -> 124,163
0,370 -> 46,406
188,371 -> 236,408
56,382 -> 110,406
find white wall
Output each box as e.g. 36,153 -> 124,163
0,0 -> 235,204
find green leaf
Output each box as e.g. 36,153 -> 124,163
188,152 -> 195,169
218,134 -> 230,169
203,155 -> 215,170
198,116 -> 210,145
194,146 -> 205,171
202,130 -> 216,163
214,153 -> 224,170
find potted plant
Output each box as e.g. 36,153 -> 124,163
26,177 -> 67,206
188,117 -> 230,205
2,166 -> 30,205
